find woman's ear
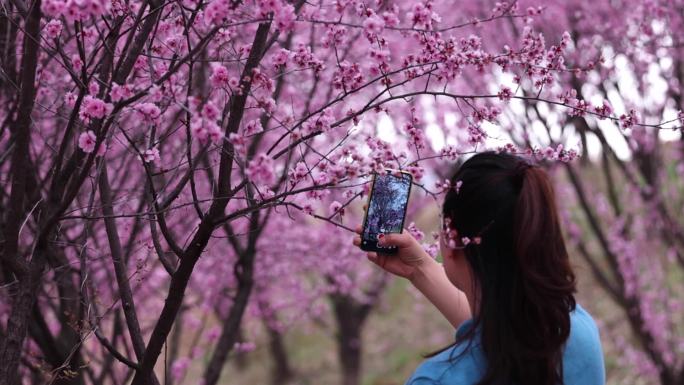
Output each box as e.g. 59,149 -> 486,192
439,235 -> 455,262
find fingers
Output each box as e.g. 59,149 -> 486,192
355,225 -> 362,234
366,251 -> 380,265
352,235 -> 361,247
377,230 -> 412,248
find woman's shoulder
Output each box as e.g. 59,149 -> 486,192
404,320 -> 486,385
406,304 -> 605,385
404,344 -> 485,385
567,303 -> 603,355
564,303 -> 605,384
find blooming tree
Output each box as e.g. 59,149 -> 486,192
477,1 -> 684,384
1,0 -> 682,384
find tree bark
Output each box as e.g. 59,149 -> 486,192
99,161 -> 161,385
99,161 -> 148,360
331,296 -> 371,385
0,265 -> 43,385
0,0 -> 42,381
267,327 -> 294,385
202,248 -> 257,385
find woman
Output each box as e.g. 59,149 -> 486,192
352,151 -> 605,385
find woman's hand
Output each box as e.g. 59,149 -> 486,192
352,223 -> 471,328
352,224 -> 433,281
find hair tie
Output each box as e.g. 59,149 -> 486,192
515,161 -> 532,176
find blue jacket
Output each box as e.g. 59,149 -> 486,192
405,303 -> 605,385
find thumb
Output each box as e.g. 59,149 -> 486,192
378,229 -> 413,247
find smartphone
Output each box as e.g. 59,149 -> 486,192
360,169 -> 413,255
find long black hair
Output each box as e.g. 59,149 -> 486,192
439,151 -> 577,385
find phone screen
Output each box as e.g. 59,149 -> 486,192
361,170 -> 412,254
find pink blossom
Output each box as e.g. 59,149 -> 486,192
594,100 -> 613,119
88,82 -> 99,95
496,143 -> 518,154
568,99 -> 589,117
407,3 -> 433,28
440,145 -> 459,161
497,86 -> 513,101
170,357 -> 190,381
322,25 -> 347,48
210,64 -> 230,88
408,222 -> 424,241
134,103 -> 161,124
192,119 -> 223,144
206,126 -> 223,144
187,96 -> 202,113
205,326 -> 221,342
293,43 -> 324,73
83,0 -> 107,18
71,55 -> 84,71
244,119 -> 263,136
407,164 -> 424,180
435,179 -> 450,193
64,91 -> 77,107
362,13 -> 385,40
274,3 -> 296,32
45,19 -> 63,39
422,243 -> 439,258
227,132 -> 246,154
233,341 -> 256,353
133,56 -> 147,71
204,0 -> 230,24
467,123 -> 486,146
369,48 -> 391,65
329,201 -> 343,216
302,203 -> 314,216
164,34 -> 185,53
245,153 -> 276,185
80,95 -> 112,122
143,147 -> 160,164
271,48 -> 291,69
63,0 -> 82,21
78,131 -> 97,153
41,0 -> 66,17
110,83 -> 133,102
382,10 -> 400,27
619,109 -> 638,129
201,102 -> 220,121
404,122 -> 427,150
288,161 -> 309,186
333,61 -> 364,91
302,108 -> 335,135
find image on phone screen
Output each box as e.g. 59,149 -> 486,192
361,170 -> 412,254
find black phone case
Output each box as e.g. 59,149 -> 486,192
359,170 -> 413,255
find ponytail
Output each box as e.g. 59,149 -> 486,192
506,165 -> 577,384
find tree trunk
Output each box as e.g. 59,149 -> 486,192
331,296 -> 370,385
267,327 -> 294,385
202,252 -> 255,385
0,265 -> 43,385
0,0 -> 43,380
